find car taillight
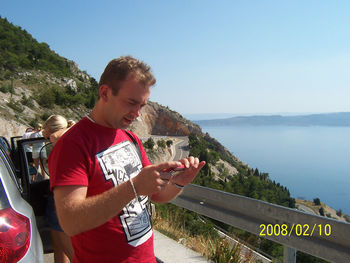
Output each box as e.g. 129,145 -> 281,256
0,208 -> 30,263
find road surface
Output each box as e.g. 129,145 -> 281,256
172,136 -> 189,160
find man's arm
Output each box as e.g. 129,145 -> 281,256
54,161 -> 183,236
151,156 -> 206,203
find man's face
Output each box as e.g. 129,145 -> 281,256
103,76 -> 151,129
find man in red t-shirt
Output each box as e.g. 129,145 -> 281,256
49,56 -> 206,263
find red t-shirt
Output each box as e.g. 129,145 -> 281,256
49,117 -> 155,263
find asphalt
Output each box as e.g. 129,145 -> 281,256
44,230 -> 210,263
154,230 -> 211,263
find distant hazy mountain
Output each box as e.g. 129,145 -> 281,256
194,112 -> 350,127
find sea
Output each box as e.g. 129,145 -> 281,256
199,125 -> 350,214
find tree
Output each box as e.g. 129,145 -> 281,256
253,168 -> 260,177
208,151 -> 219,165
166,140 -> 173,147
319,207 -> 325,216
157,139 -> 166,149
143,137 -> 155,150
336,209 -> 342,217
313,198 -> 321,206
37,88 -> 55,108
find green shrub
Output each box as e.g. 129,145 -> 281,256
20,93 -> 34,107
36,88 -> 55,108
29,118 -> 38,128
41,112 -> 51,121
166,139 -> 173,147
144,137 -> 155,150
7,99 -> 24,112
0,84 -> 9,93
157,139 -> 166,149
336,209 -> 342,217
313,198 -> 321,206
319,207 -> 325,216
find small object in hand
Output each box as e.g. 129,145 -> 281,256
161,165 -> 185,182
163,164 -> 185,173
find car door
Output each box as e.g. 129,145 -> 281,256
0,138 -> 44,262
11,136 -> 53,253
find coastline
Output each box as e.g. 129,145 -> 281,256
296,199 -> 350,223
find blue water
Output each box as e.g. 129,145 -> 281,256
202,125 -> 350,214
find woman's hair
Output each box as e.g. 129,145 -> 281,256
43,115 -> 68,133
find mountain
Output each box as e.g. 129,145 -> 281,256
194,112 -> 350,127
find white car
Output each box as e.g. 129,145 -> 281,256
0,136 -> 52,262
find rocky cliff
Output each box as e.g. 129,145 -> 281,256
130,101 -> 202,138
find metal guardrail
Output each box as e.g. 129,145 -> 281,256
170,184 -> 350,263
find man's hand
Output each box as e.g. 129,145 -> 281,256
150,156 -> 205,204
170,156 -> 206,187
132,161 -> 183,196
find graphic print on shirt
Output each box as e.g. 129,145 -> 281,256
96,140 -> 152,247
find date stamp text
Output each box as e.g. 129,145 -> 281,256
259,224 -> 331,237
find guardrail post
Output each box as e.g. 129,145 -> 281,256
283,246 -> 296,263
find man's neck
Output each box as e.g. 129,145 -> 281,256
87,106 -> 121,130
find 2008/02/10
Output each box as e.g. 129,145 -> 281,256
259,224 -> 332,237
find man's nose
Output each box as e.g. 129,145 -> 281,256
131,106 -> 141,117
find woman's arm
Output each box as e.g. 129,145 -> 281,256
49,128 -> 69,144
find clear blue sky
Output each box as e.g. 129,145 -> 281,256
2,0 -> 350,116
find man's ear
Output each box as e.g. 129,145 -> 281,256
99,85 -> 110,102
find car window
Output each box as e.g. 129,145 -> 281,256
40,143 -> 53,176
0,141 -> 20,190
11,136 -> 22,151
21,140 -> 49,183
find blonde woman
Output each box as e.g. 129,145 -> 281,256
42,115 -> 74,263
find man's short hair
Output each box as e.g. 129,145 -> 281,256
99,56 -> 156,96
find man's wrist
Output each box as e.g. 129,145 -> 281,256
129,178 -> 138,199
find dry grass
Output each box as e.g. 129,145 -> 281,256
152,211 -> 255,263
153,212 -> 213,259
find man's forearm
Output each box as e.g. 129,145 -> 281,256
151,182 -> 183,203
54,180 -> 136,236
